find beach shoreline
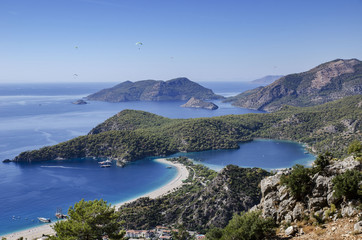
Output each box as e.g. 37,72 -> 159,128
2,158 -> 189,240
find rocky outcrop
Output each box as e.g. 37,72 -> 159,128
254,156 -> 361,224
354,221 -> 362,233
227,59 -> 362,111
72,99 -> 87,105
181,97 -> 218,110
87,77 -> 224,102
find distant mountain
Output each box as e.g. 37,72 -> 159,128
226,59 -> 362,111
87,77 -> 224,102
249,75 -> 283,86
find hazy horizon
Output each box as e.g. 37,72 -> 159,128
1,0 -> 362,83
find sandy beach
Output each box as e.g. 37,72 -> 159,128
2,158 -> 189,240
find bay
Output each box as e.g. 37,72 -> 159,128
0,158 -> 176,235
171,139 -> 315,171
0,82 -> 314,235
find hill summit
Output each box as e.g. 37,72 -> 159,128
226,59 -> 362,111
87,77 -> 224,102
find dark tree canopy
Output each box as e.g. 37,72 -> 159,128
52,199 -> 124,240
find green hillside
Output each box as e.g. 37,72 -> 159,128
13,95 -> 362,163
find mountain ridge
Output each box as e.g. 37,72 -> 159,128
249,75 -> 284,85
226,59 -> 362,111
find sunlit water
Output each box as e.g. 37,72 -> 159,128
0,82 -> 314,235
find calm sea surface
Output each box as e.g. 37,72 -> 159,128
0,82 -> 314,235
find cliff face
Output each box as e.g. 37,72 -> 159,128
87,77 -> 224,102
181,97 -> 218,110
253,157 -> 361,224
227,59 -> 362,111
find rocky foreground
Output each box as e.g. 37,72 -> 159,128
252,156 -> 361,238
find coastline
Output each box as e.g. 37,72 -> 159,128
1,158 -> 189,240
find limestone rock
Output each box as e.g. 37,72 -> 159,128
255,156 -> 361,224
341,201 -> 359,217
292,203 -> 305,221
354,221 -> 362,233
285,226 -> 296,236
326,156 -> 361,174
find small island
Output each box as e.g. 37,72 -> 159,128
86,77 -> 224,102
72,99 -> 87,105
181,97 -> 218,110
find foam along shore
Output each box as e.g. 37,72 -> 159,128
2,158 -> 189,240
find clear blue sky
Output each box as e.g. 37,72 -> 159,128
1,0 -> 362,83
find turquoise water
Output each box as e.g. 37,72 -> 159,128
171,139 -> 314,171
0,157 -> 177,235
0,82 -> 314,235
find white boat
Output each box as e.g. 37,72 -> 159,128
100,163 -> 111,168
38,217 -> 51,223
98,160 -> 112,165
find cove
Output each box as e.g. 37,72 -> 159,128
0,158 -> 177,236
170,139 -> 315,171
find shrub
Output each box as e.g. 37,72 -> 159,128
280,164 -> 312,200
205,227 -> 223,240
51,199 -> 124,240
206,211 -> 276,240
332,169 -> 362,201
313,152 -> 332,173
312,212 -> 324,226
347,140 -> 362,156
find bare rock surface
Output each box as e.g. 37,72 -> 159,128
254,157 -> 361,224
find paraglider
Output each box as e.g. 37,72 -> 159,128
135,42 -> 143,50
73,74 -> 78,77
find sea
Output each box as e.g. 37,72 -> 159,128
0,82 -> 315,235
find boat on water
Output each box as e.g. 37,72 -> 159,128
166,166 -> 172,169
100,163 -> 112,168
55,208 -> 68,219
98,159 -> 112,164
38,217 -> 51,223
